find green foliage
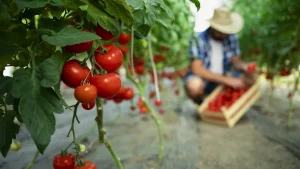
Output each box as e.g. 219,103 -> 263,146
233,0 -> 300,71
42,25 -> 101,46
0,110 -> 20,157
0,0 -> 184,156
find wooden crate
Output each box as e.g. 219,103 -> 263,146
197,80 -> 261,128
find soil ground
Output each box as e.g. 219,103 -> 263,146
1,79 -> 300,169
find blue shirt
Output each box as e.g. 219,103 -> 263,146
188,29 -> 241,74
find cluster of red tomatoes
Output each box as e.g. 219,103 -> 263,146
61,25 -> 132,110
53,153 -> 96,169
207,87 -> 249,112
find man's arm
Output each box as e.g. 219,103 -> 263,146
191,60 -> 226,83
231,56 -> 247,71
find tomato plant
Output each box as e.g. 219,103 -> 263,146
91,73 -> 121,98
74,84 -> 97,104
61,60 -> 92,88
73,161 -> 97,169
94,44 -> 123,73
53,153 -> 75,169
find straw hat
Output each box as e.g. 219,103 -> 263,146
208,8 -> 244,34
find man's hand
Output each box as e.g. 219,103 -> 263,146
222,77 -> 246,89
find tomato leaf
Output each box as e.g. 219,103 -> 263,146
81,0 -> 120,36
189,0 -> 200,11
62,0 -> 86,9
54,83 -> 72,110
42,25 -> 100,46
0,110 -> 20,157
99,0 -> 134,26
125,0 -> 144,9
0,76 -> 14,105
12,68 -> 64,153
39,51 -> 69,87
15,0 -> 64,9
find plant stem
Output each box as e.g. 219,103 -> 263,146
104,138 -> 123,169
95,98 -> 104,143
130,26 -> 136,77
24,150 -> 39,169
124,46 -> 164,163
143,98 -> 164,163
148,35 -> 161,101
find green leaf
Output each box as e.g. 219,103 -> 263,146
155,0 -> 174,22
15,0 -> 64,9
38,18 -> 69,32
81,0 -> 120,36
62,0 -> 86,9
0,76 -> 14,105
189,0 -> 200,11
42,25 -> 100,46
54,83 -> 72,110
39,51 -> 69,87
125,0 -> 144,9
99,0 -> 134,26
12,68 -> 64,153
0,110 -> 20,157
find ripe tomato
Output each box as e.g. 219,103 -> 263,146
174,89 -> 179,95
254,48 -> 260,54
64,29 -> 93,53
161,46 -> 170,51
53,153 -> 75,169
118,33 -> 131,44
149,91 -> 156,99
94,44 -> 123,73
118,45 -> 128,55
154,99 -> 162,107
123,88 -> 134,100
95,25 -> 114,40
135,65 -> 145,74
130,106 -> 136,111
74,84 -> 97,103
111,86 -> 126,102
91,73 -> 121,98
82,101 -> 96,110
61,60 -> 92,88
73,161 -> 97,169
159,109 -> 165,114
247,63 -> 257,72
140,106 -> 148,114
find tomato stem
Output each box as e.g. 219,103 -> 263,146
130,26 -> 136,77
95,98 -> 104,143
148,35 -> 161,101
104,138 -> 124,169
124,53 -> 164,163
24,149 -> 39,169
142,98 -> 164,163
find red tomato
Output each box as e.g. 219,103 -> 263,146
64,30 -> 93,54
74,84 -> 97,103
135,65 -> 145,74
118,45 -> 128,55
174,89 -> 179,95
247,63 -> 257,72
95,25 -> 114,40
154,55 -> 161,63
82,101 -> 96,110
91,73 -> 121,98
254,48 -> 260,54
123,88 -> 134,100
266,73 -> 273,80
111,86 -> 126,101
118,33 -> 131,44
149,91 -> 156,99
130,106 -> 136,111
136,97 -> 144,108
159,109 -> 165,114
154,99 -> 162,107
61,60 -> 92,88
53,153 -> 75,169
94,44 -> 123,73
161,46 -> 170,51
73,161 -> 97,169
140,106 -> 148,114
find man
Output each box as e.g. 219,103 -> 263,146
184,8 -> 257,104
